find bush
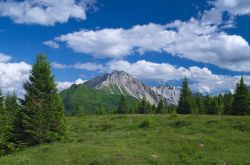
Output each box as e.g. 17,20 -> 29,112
139,118 -> 151,128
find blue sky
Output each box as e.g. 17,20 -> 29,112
0,0 -> 250,95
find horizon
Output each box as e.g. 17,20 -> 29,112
0,0 -> 250,96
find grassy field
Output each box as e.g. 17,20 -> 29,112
0,114 -> 250,165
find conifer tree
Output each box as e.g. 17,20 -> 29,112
21,54 -> 67,145
177,77 -> 194,114
117,95 -> 127,114
232,76 -> 249,115
138,97 -> 147,114
0,88 -> 6,156
223,92 -> 233,115
0,92 -> 19,155
156,97 -> 165,114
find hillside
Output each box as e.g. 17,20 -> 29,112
60,84 -> 137,115
0,115 -> 249,165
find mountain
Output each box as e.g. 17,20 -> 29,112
84,70 -> 180,105
60,84 -> 136,115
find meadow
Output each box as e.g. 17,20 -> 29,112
0,114 -> 250,165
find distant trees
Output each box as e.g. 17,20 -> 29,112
156,97 -> 165,114
177,77 -> 194,114
0,54 -> 68,156
117,95 -> 127,114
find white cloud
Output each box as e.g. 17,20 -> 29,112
0,53 -> 12,62
0,61 -> 31,96
47,0 -> 250,72
43,40 -> 59,48
53,59 -> 249,94
214,0 -> 250,16
105,60 -> 250,94
52,61 -> 103,71
57,78 -> 86,91
54,19 -> 250,72
0,0 -> 95,25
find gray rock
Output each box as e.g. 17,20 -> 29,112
84,70 -> 180,105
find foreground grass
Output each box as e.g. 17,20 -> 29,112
0,114 -> 250,165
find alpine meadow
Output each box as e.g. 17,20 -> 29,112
0,0 -> 250,164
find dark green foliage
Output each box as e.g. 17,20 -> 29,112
138,97 -> 147,114
193,92 -> 204,114
138,118 -> 150,128
156,97 -> 165,114
232,76 -> 250,115
204,96 -> 218,115
21,54 -> 67,146
223,92 -> 233,115
177,77 -> 194,114
0,92 -> 20,155
117,95 -> 127,114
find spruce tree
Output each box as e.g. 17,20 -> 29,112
138,97 -> 147,114
117,95 -> 127,114
0,92 -> 19,155
0,88 -> 6,155
232,76 -> 249,115
21,54 -> 67,145
156,97 -> 165,114
177,77 -> 194,114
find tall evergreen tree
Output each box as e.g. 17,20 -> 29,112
21,54 -> 67,145
117,95 -> 127,114
177,77 -> 194,114
232,76 -> 249,115
156,97 -> 165,114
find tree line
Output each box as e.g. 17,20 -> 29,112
0,55 -> 67,156
116,76 -> 250,115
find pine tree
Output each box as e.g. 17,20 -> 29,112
156,97 -> 165,114
117,95 -> 127,114
0,92 -> 19,155
138,97 -> 147,114
177,77 -> 194,114
21,54 -> 67,145
232,76 -> 249,115
0,88 -> 6,156
223,92 -> 233,115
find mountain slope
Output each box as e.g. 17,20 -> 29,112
84,70 -> 180,105
60,84 -> 136,115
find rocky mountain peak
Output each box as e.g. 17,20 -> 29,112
84,70 -> 180,105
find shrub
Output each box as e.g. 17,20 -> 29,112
139,118 -> 151,128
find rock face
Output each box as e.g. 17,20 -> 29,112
84,70 -> 180,105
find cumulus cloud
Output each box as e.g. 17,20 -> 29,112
52,61 -> 103,71
106,60 -> 249,94
0,53 -> 12,62
54,19 -> 250,72
0,0 -> 95,25
0,61 -> 31,96
53,59 -> 250,94
47,0 -> 250,72
43,40 -> 60,48
57,78 -> 86,91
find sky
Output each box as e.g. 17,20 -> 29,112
0,0 -> 250,95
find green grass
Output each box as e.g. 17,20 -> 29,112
1,114 -> 250,164
60,84 -> 136,114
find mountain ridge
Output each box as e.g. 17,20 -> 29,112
84,70 -> 180,105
